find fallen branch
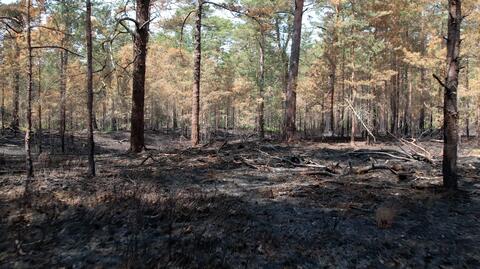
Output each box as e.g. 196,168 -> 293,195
345,98 -> 376,142
353,163 -> 398,175
347,150 -> 414,162
387,131 -> 434,164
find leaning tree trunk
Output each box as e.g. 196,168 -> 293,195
25,0 -> 34,182
86,0 -> 95,176
284,0 -> 304,141
191,0 -> 202,146
440,0 -> 462,190
130,0 -> 151,152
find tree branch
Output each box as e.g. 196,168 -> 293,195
432,73 -> 447,89
31,45 -> 84,58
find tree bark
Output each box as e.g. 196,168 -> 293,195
284,0 -> 304,141
59,0 -> 70,153
257,31 -> 265,139
11,40 -> 20,132
25,0 -> 34,180
1,81 -> 5,131
130,0 -> 151,152
191,0 -> 202,146
86,0 -> 95,176
441,0 -> 462,190
37,60 -> 42,153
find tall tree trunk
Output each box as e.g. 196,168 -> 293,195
284,0 -> 304,141
191,0 -> 202,146
440,0 -> 462,190
37,60 -> 43,153
12,40 -> 20,132
350,71 -> 356,146
419,68 -> 426,133
59,0 -> 70,152
464,58 -> 470,138
130,0 -> 151,152
404,77 -> 412,136
257,31 -> 265,139
1,82 -> 5,131
274,17 -> 290,138
328,3 -> 340,136
59,50 -> 68,152
86,0 -> 95,176
25,0 -> 34,182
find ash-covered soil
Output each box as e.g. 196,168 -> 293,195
1,131 -> 480,268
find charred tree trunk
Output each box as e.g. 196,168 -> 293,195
191,0 -> 202,146
130,0 -> 151,152
25,0 -> 34,181
437,0 -> 462,190
284,0 -> 304,141
86,0 -> 95,176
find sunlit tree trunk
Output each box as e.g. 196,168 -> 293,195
257,30 -> 265,139
284,0 -> 304,141
191,0 -> 202,146
440,0 -> 462,190
130,0 -> 151,152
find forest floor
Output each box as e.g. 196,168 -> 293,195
1,130 -> 480,268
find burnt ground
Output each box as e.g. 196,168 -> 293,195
1,131 -> 480,268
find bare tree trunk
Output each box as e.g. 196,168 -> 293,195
465,58 -> 470,138
419,68 -> 426,133
37,60 -> 43,153
404,77 -> 412,136
191,0 -> 202,146
86,0 -> 95,176
130,0 -> 151,152
328,3 -> 340,136
439,0 -> 462,190
1,82 -> 5,132
59,50 -> 68,152
284,0 -> 304,141
25,0 -> 34,181
257,31 -> 265,139
59,0 -> 70,152
350,75 -> 356,146
12,40 -> 20,132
